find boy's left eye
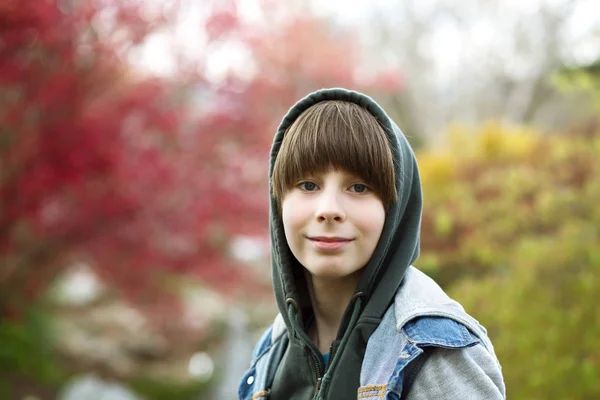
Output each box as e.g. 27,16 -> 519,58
349,183 -> 369,193
298,181 -> 318,191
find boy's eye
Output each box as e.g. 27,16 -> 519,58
298,181 -> 318,191
349,183 -> 369,193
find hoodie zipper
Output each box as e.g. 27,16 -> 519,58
312,343 -> 334,397
295,311 -> 339,398
309,348 -> 322,395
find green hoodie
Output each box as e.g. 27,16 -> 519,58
268,88 -> 422,399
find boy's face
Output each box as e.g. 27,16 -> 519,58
282,168 -> 386,280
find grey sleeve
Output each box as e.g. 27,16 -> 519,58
405,344 -> 506,400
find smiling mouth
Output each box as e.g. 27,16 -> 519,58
307,236 -> 353,242
307,236 -> 353,251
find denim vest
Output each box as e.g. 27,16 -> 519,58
239,267 -> 504,400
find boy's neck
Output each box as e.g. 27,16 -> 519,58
305,269 -> 362,354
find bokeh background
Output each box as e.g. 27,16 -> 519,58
1,0 -> 599,398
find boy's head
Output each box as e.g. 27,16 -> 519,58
271,100 -> 397,279
272,100 -> 397,209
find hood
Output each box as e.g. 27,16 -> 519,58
268,88 -> 422,398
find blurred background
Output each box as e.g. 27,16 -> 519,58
1,0 -> 599,398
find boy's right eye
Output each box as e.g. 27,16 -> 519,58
298,181 -> 318,191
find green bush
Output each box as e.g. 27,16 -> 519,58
128,376 -> 214,400
416,123 -> 600,399
0,307 -> 66,398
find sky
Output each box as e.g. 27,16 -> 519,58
133,0 -> 600,81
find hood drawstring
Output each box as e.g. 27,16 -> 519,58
286,298 -> 302,332
316,293 -> 363,400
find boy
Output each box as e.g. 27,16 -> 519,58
238,88 -> 505,399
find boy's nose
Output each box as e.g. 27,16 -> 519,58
315,192 -> 346,223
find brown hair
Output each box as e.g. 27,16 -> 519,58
272,100 -> 396,209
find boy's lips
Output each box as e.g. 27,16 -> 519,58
308,236 -> 353,242
307,236 -> 353,251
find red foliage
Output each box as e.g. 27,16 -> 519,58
0,0 -> 267,321
0,0 -> 404,328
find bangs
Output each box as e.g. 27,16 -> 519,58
272,101 -> 396,209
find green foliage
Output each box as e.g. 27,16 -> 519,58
128,376 -> 215,400
416,123 -> 600,399
554,60 -> 600,111
0,307 -> 66,396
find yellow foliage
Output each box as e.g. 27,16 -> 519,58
418,121 -> 541,204
476,122 -> 539,160
443,120 -> 540,161
416,122 -> 600,399
416,153 -> 456,192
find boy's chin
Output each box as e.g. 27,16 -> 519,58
305,264 -> 362,280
